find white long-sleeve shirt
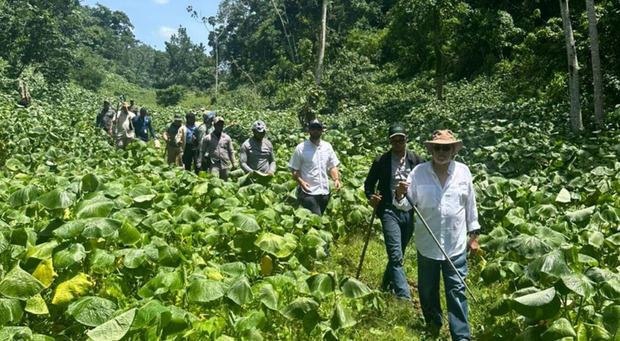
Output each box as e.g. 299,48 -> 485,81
393,160 -> 480,260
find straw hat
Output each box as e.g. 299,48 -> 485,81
423,129 -> 464,152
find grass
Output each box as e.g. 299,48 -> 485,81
323,224 -> 489,340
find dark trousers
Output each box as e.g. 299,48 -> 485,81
298,188 -> 330,216
380,207 -> 414,299
417,251 -> 470,340
182,145 -> 195,171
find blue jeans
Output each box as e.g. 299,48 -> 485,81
417,251 -> 470,341
380,207 -> 414,300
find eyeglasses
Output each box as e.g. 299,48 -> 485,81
433,144 -> 452,152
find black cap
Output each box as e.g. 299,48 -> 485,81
308,119 -> 324,130
388,124 -> 407,138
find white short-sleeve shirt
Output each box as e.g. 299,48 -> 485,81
288,139 -> 339,195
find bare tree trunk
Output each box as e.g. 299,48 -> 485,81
585,0 -> 604,128
215,32 -> 219,101
315,0 -> 328,85
433,6 -> 444,101
559,0 -> 583,133
270,0 -> 297,63
231,59 -> 256,87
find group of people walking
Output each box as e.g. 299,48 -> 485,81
96,99 -> 479,340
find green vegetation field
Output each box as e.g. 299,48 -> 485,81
0,77 -> 618,340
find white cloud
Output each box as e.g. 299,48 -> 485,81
153,0 -> 170,4
158,26 -> 176,40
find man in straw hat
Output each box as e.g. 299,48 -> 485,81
393,129 -> 480,340
364,123 -> 424,300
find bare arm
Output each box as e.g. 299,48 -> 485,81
329,166 -> 342,190
292,169 -> 311,192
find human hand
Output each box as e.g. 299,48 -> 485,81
300,180 -> 311,193
334,179 -> 342,191
369,194 -> 382,208
395,181 -> 409,200
468,235 -> 479,256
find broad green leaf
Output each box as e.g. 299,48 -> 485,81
566,206 -> 595,224
235,311 -> 266,333
232,214 -> 260,233
307,273 -> 335,299
259,284 -> 278,310
131,300 -> 171,330
227,277 -> 253,306
8,185 -> 41,207
555,188 -> 571,203
81,218 -> 122,239
25,294 -> 49,315
330,303 -> 356,330
26,240 -> 59,260
119,220 -> 141,245
560,273 -> 595,298
582,230 -> 605,248
53,220 -> 85,239
32,259 -> 57,288
37,189 -> 76,210
220,262 -> 247,277
138,271 -> 183,298
89,249 -> 116,274
192,182 -> 209,196
602,305 -> 620,336
123,249 -> 147,269
340,277 -> 372,299
86,308 -> 136,341
67,296 -> 117,327
607,233 -> 620,247
540,318 -> 575,340
0,298 -> 23,325
254,232 -> 297,258
0,265 -> 45,299
187,279 -> 225,303
512,287 -> 560,320
133,194 -> 156,203
601,276 -> 620,300
509,234 -> 549,259
280,298 -> 319,320
0,326 -> 33,340
75,199 -> 114,219
525,250 -> 570,281
175,206 -> 201,223
81,174 -> 100,192
53,243 -> 86,269
52,273 -> 92,305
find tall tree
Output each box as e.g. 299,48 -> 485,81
559,0 -> 583,133
585,0 -> 604,128
315,0 -> 328,84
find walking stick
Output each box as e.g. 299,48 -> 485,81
356,192 -> 379,279
411,204 -> 478,303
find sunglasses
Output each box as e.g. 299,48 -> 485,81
433,144 -> 452,152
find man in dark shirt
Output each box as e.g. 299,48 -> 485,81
132,108 -> 158,143
364,123 -> 424,300
96,100 -> 115,134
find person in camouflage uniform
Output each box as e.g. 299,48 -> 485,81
96,100 -> 115,134
162,115 -> 186,167
194,111 -> 215,173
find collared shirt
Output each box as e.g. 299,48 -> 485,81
194,122 -> 213,154
200,131 -> 235,169
393,160 -> 480,260
133,115 -> 157,142
96,108 -> 115,131
113,110 -> 135,139
165,123 -> 186,148
240,137 -> 276,174
391,153 -> 412,193
288,139 -> 340,195
186,124 -> 197,146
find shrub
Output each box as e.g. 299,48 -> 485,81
156,85 -> 186,107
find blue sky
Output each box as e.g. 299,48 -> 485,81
82,0 -> 222,51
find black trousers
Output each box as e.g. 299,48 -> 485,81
182,145 -> 195,171
298,188 -> 330,216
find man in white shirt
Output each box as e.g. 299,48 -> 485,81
288,119 -> 341,216
394,129 -> 480,341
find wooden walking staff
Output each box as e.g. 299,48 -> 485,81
411,203 -> 478,303
356,191 -> 379,279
